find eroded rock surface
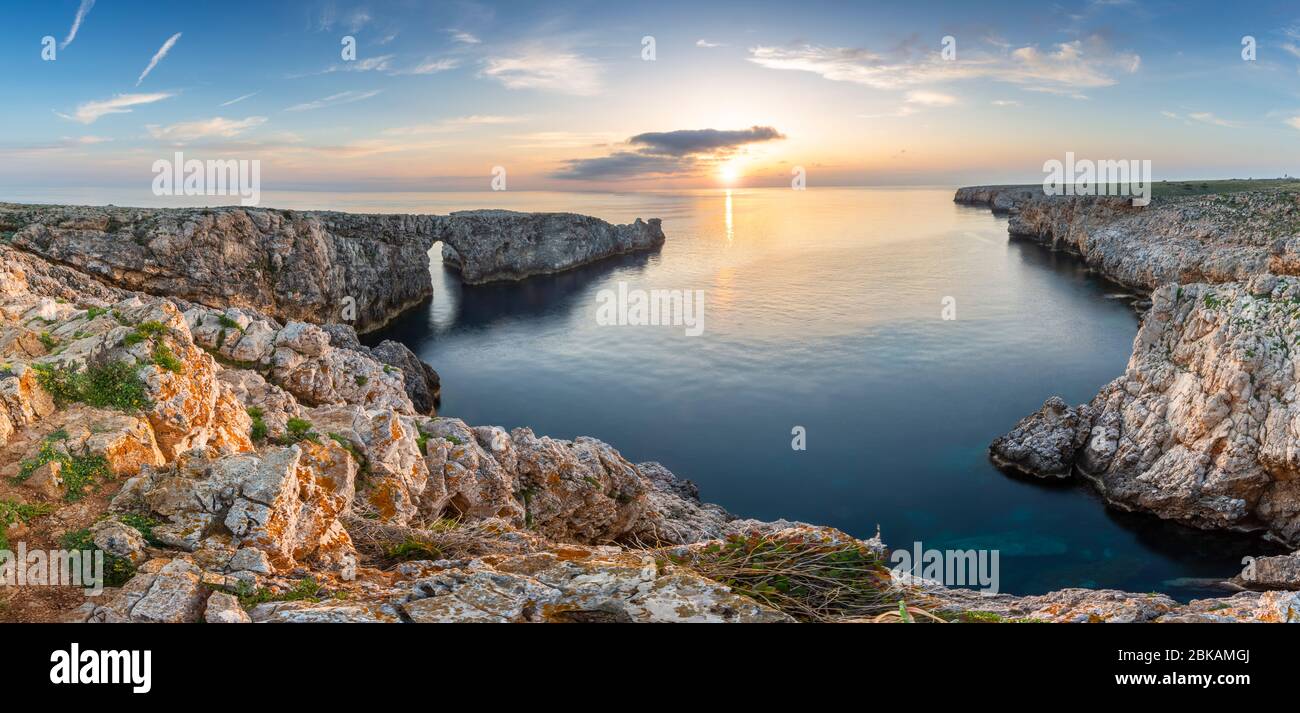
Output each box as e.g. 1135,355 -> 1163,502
2,203 -> 665,332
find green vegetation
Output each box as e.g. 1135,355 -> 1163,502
150,341 -> 183,373
236,576 -> 322,608
415,427 -> 431,455
246,406 -> 268,442
0,499 -> 55,550
32,359 -> 151,412
116,513 -> 164,547
38,332 -> 58,351
216,314 -> 242,331
280,417 -> 320,445
15,432 -> 112,501
354,374 -> 368,387
123,320 -> 167,347
84,306 -> 108,320
662,532 -> 896,622
59,528 -> 135,586
383,536 -> 442,562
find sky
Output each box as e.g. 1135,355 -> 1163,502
2,0 -> 1300,193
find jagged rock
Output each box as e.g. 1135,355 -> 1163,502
86,558 -> 208,623
204,592 -> 251,623
271,321 -> 414,413
989,396 -> 1091,478
397,550 -> 791,623
23,461 -> 64,500
1237,552 -> 1300,590
91,520 -> 147,565
323,324 -> 440,415
115,441 -> 358,573
307,405 -> 428,524
1155,591 -> 1300,623
629,461 -> 732,544
3,203 -> 665,332
248,601 -> 402,623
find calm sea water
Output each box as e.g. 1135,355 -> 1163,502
9,185 -> 1277,598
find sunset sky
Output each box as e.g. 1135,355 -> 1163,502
3,0 -> 1300,193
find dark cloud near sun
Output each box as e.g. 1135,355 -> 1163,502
554,125 -> 785,180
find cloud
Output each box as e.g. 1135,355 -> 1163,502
393,57 -> 460,75
749,35 -> 1139,95
553,152 -> 696,180
1288,116 -> 1300,131
56,92 -> 174,124
1186,112 -> 1242,128
482,50 -> 602,95
905,90 -> 957,106
284,90 -> 381,112
346,9 -> 371,33
146,116 -> 268,142
449,30 -> 481,44
555,125 -> 785,180
61,0 -> 95,50
627,126 -> 785,156
220,92 -> 259,107
1163,110 -> 1244,128
696,39 -> 723,48
991,99 -> 1021,106
137,32 -> 182,86
383,115 -> 522,136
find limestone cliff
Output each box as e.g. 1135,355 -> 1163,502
0,202 -> 665,333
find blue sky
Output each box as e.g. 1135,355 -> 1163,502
2,0 -> 1300,193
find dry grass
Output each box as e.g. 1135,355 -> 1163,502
342,514 -> 534,567
658,531 -> 932,622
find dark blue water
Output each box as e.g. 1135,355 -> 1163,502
366,187 -> 1279,599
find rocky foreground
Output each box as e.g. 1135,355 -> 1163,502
0,201 -> 1296,622
0,203 -> 666,333
963,185 -> 1300,598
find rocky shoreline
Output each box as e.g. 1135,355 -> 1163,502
0,203 -> 665,333
963,184 -> 1300,602
0,199 -> 1296,622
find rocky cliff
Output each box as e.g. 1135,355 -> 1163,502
967,186 -> 1300,554
0,203 -> 665,333
3,197 -> 1297,623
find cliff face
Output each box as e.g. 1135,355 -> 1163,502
966,187 -> 1300,548
0,203 -> 665,333
1005,193 -> 1295,291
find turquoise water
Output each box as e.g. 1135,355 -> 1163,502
56,185 -> 1263,599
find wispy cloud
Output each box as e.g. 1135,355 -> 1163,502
146,116 -> 268,142
382,115 -> 522,136
393,57 -> 460,75
220,92 -> 259,107
1287,116 -> 1300,131
284,90 -> 381,112
749,35 -> 1139,96
905,90 -> 957,106
449,30 -> 481,44
555,125 -> 785,179
696,39 -> 724,48
61,0 -> 95,50
1162,110 -> 1244,128
137,32 -> 182,86
482,49 -> 602,95
56,92 -> 174,124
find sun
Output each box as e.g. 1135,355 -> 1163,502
718,161 -> 742,185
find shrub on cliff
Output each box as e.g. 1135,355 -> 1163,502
32,359 -> 151,412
